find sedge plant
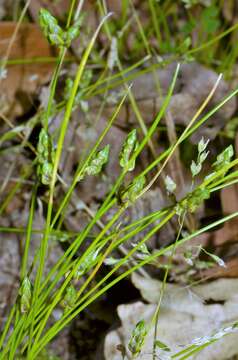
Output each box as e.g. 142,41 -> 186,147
1,3 -> 238,360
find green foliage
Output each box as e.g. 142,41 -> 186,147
133,242 -> 151,260
0,126 -> 26,147
190,160 -> 202,177
65,17 -> 84,46
154,339 -> 171,352
176,186 -> 210,216
212,145 -> 234,172
198,137 -> 209,154
39,8 -> 82,48
33,349 -> 61,360
119,129 -> 138,172
20,277 -> 32,314
64,78 -> 81,105
37,128 -> 55,186
201,5 -> 220,34
190,137 -> 209,178
174,137 -> 212,215
75,247 -> 101,278
104,257 -> 122,265
177,36 -> 192,55
201,248 -> 226,268
128,175 -> 145,202
39,9 -> 64,47
61,284 -> 77,311
84,145 -> 110,176
120,175 -> 146,204
64,69 -> 92,111
136,243 -> 150,256
128,320 -> 147,356
41,163 -> 54,185
3,4 -> 238,360
184,245 -> 226,269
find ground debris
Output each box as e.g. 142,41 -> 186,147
104,273 -> 238,360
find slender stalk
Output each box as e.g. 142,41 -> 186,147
27,11 -> 113,358
50,89 -> 129,228
152,213 -> 185,359
21,184 -> 37,281
138,74 -> 223,198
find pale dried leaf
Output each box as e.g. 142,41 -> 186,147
104,274 -> 238,359
0,22 -> 53,116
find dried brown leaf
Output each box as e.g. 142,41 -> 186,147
0,22 -> 54,116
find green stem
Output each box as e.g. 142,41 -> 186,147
21,184 -> 37,281
152,213 -> 185,359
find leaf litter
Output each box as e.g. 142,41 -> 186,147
104,273 -> 238,360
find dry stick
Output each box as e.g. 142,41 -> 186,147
74,0 -> 85,21
138,74 -> 223,199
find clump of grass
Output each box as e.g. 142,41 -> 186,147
1,2 -> 238,359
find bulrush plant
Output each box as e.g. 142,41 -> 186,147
1,3 -> 238,360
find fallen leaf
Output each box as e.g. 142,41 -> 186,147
104,273 -> 238,359
0,22 -> 54,116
